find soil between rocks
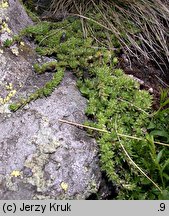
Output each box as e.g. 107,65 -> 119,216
119,55 -> 169,110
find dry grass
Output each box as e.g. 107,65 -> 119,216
49,0 -> 169,77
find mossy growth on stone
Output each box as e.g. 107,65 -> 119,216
9,67 -> 64,111
77,66 -> 154,198
7,16 -> 169,199
9,18 -> 117,111
33,61 -> 58,74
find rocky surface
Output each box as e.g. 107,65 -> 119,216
0,0 -> 101,199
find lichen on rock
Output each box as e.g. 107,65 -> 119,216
0,0 -> 101,200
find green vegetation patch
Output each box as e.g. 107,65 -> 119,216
9,67 -> 64,111
8,16 -> 169,199
78,66 -> 169,199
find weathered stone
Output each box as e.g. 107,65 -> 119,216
0,0 -> 101,199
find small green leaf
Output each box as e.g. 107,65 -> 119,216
158,189 -> 169,200
147,122 -> 156,130
162,173 -> 169,181
162,158 -> 169,172
160,98 -> 169,108
150,130 -> 169,142
156,149 -> 164,164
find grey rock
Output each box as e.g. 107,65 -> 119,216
0,0 -> 101,200
8,0 -> 33,34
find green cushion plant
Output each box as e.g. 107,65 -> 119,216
7,16 -> 169,199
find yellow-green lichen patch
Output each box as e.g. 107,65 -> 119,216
23,117 -> 61,192
0,0 -> 9,8
0,82 -> 17,105
20,41 -> 25,46
60,182 -> 69,192
88,179 -> 98,194
11,45 -> 19,56
5,171 -> 22,192
24,153 -> 51,192
0,82 -> 18,114
10,170 -> 21,177
0,21 -> 11,34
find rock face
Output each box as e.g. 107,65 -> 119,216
0,0 -> 101,199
